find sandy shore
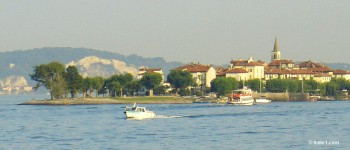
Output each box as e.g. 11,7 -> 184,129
19,97 -> 194,105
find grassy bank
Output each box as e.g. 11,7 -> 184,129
19,96 -> 194,105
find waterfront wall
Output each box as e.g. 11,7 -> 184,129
253,92 -> 310,101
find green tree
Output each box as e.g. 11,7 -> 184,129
330,78 -> 350,91
92,76 -> 104,97
266,79 -> 288,93
29,61 -> 66,100
118,73 -> 134,96
140,73 -> 163,96
324,78 -> 350,98
210,77 -> 238,96
64,66 -> 83,98
108,81 -> 122,97
104,75 -> 118,97
167,70 -> 194,95
318,83 -> 326,96
245,79 -> 261,92
116,73 -> 134,97
126,80 -> 141,96
179,88 -> 190,96
52,73 -> 67,99
154,85 -> 168,95
325,82 -> 338,97
104,73 -> 133,97
302,80 -> 318,92
285,79 -> 298,93
82,77 -> 94,97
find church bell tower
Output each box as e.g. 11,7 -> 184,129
271,37 -> 281,62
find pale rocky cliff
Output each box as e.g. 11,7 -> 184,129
0,76 -> 32,94
66,56 -> 138,78
0,76 -> 28,87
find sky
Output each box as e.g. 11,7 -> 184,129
1,0 -> 350,65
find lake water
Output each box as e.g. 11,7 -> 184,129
1,94 -> 349,150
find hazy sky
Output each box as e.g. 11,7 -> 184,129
1,0 -> 350,65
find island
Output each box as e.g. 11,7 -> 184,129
19,96 -> 194,105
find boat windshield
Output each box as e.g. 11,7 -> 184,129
135,107 -> 146,112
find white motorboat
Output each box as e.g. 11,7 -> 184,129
228,98 -> 255,106
124,103 -> 156,119
255,98 -> 271,103
227,87 -> 255,106
254,79 -> 271,104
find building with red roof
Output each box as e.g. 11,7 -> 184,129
137,68 -> 164,82
225,68 -> 248,81
298,60 -> 323,69
268,60 -> 295,69
333,69 -> 350,80
215,67 -> 228,77
174,63 -> 216,87
229,56 -> 265,80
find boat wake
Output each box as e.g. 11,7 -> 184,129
154,114 -> 208,119
154,115 -> 184,119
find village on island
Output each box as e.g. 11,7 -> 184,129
19,37 -> 350,105
135,37 -> 350,102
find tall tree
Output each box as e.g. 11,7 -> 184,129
154,85 -> 169,95
286,79 -> 299,93
116,73 -> 134,97
167,70 -> 194,95
126,80 -> 141,96
108,81 -> 121,97
51,73 -> 67,99
64,66 -> 83,98
324,78 -> 350,98
265,79 -> 288,93
82,77 -> 94,97
325,82 -> 338,97
245,79 -> 261,92
104,73 -> 133,97
210,77 -> 238,96
140,73 -> 163,96
29,61 -> 66,100
92,76 -> 104,97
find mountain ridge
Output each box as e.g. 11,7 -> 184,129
1,47 -> 350,88
0,47 -> 184,86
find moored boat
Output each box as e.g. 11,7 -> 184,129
227,87 -> 255,106
255,98 -> 272,103
124,103 -> 156,119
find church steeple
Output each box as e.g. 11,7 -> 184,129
271,37 -> 281,61
273,37 -> 279,52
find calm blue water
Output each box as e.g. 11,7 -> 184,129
1,94 -> 349,150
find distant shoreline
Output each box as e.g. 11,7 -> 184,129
19,96 -> 194,105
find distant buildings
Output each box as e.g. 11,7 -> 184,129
229,56 -> 265,80
169,37 -> 350,89
174,63 -> 216,87
137,68 -> 165,83
225,68 -> 248,81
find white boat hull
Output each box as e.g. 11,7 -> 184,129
228,101 -> 254,106
228,98 -> 255,106
255,98 -> 271,103
125,111 -> 156,119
